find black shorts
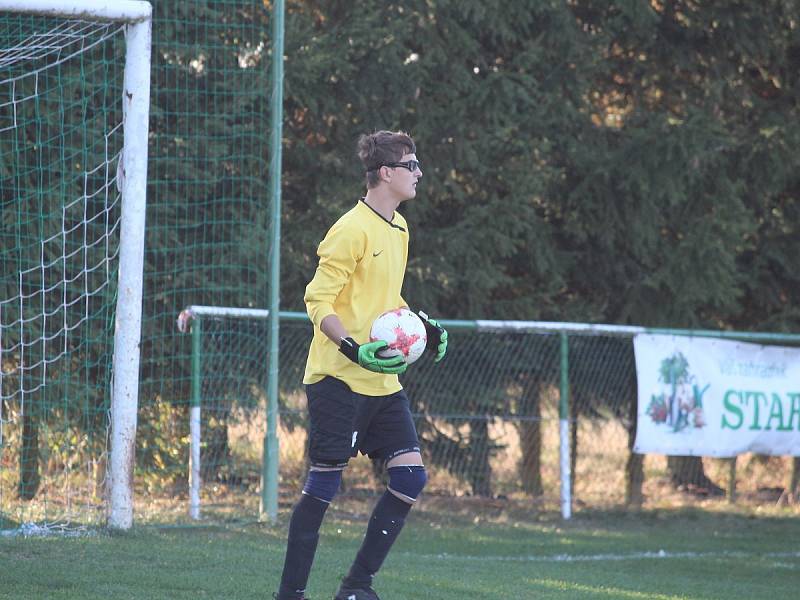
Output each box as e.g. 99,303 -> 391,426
305,376 -> 420,469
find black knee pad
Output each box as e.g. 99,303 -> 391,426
387,465 -> 427,502
302,469 -> 343,504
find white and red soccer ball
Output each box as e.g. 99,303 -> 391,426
370,307 -> 427,365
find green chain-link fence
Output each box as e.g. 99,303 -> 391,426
133,0 -> 272,523
166,311 -> 800,523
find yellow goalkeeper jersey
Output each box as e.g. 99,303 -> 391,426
303,199 -> 409,395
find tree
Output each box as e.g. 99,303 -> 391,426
278,0 -> 800,500
561,0 -> 800,492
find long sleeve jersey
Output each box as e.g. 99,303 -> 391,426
303,199 -> 409,395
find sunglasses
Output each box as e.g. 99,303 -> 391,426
380,160 -> 421,172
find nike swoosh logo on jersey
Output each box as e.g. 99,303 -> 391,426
373,250 -> 383,257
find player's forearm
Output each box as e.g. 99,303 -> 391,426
320,314 -> 349,345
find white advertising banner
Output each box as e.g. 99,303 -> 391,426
633,334 -> 800,457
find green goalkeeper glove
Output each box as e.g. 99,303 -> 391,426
339,337 -> 408,374
418,311 -> 448,363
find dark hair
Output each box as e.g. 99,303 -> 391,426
357,130 -> 416,188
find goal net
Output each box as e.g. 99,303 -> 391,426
0,2 -> 150,532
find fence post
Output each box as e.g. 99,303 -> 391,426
189,319 -> 202,519
726,457 -> 737,504
559,332 -> 572,519
261,0 -> 285,523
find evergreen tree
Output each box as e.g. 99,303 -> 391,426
280,0 -> 800,496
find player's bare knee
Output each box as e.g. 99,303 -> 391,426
387,465 -> 427,504
386,451 -> 423,468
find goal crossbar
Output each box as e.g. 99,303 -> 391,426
0,0 -> 151,23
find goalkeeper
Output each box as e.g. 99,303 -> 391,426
274,130 -> 448,600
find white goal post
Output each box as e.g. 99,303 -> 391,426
0,0 -> 151,530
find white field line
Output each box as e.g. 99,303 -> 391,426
407,550 -> 800,564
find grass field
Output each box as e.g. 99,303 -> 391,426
1,499 -> 798,599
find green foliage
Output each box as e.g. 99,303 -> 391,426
279,0 -> 800,332
281,0 -> 584,319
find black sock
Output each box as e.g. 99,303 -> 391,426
343,491 -> 412,589
278,494 -> 329,598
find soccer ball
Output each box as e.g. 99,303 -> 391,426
369,307 -> 427,365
